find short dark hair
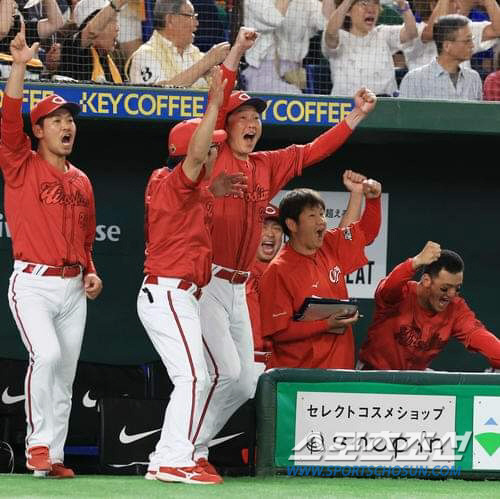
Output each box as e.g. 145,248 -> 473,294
279,188 -> 325,238
433,14 -> 470,54
154,0 -> 186,29
422,249 -> 464,279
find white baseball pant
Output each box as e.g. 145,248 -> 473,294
192,265 -> 256,460
137,276 -> 210,468
7,261 -> 86,464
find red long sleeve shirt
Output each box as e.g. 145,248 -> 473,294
359,259 -> 500,370
259,197 -> 381,369
0,96 -> 96,273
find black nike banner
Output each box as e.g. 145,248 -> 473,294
68,362 -> 149,446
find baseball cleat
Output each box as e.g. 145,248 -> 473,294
196,458 -> 223,483
48,463 -> 75,478
157,465 -> 222,485
26,446 -> 51,472
144,470 -> 157,480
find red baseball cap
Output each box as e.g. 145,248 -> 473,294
226,91 -> 267,116
264,203 -> 280,222
30,94 -> 80,127
168,118 -> 227,157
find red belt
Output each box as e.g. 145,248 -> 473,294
145,275 -> 202,300
23,264 -> 81,278
215,269 -> 249,284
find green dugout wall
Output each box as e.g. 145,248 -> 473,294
0,83 -> 499,368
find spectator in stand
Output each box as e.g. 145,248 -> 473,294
322,0 -> 417,96
404,0 -> 499,74
358,242 -> 500,371
117,1 -> 145,60
58,0 -> 127,82
484,47 -> 500,99
126,0 -> 229,87
399,14 -> 482,99
242,0 -> 334,94
0,0 -> 64,79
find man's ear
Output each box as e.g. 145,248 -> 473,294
32,124 -> 43,140
285,217 -> 297,236
421,273 -> 432,288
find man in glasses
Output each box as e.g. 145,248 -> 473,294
399,14 -> 482,99
127,0 -> 230,87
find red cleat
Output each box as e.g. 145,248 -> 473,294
26,446 -> 51,472
196,458 -> 223,482
157,465 -> 222,485
48,463 -> 75,478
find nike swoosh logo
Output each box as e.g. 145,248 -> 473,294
119,426 -> 161,444
82,390 -> 97,408
272,312 -> 287,318
1,387 -> 25,405
208,432 -> 244,448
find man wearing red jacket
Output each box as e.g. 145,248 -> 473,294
191,75 -> 378,467
259,181 -> 382,369
359,241 -> 500,370
0,26 -> 102,477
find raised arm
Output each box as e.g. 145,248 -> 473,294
324,0 -> 354,50
481,0 -> 500,41
0,0 -> 15,40
395,0 -> 418,43
81,0 -> 128,47
338,169 -> 366,228
215,27 -> 258,129
301,88 -> 377,169
421,0 -> 449,42
37,0 -> 64,40
378,241 -> 441,304
182,68 -> 226,181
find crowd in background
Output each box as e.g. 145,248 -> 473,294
0,0 -> 498,100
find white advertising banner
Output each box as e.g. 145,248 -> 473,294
292,391 -> 456,467
473,396 -> 500,470
272,191 -> 389,299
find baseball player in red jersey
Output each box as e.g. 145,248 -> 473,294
358,241 -> 500,370
191,85 -> 378,467
137,68 -> 248,485
246,170 -> 367,367
259,181 -> 382,369
0,26 -> 102,478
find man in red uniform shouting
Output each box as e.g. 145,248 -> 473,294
259,181 -> 382,369
137,68 -> 247,485
358,241 -> 500,371
0,26 -> 102,477
192,82 -> 378,470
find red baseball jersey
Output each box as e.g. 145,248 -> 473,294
208,121 -> 353,271
246,259 -> 271,351
359,259 -> 500,370
144,165 -> 214,288
0,96 -> 96,273
259,197 -> 381,369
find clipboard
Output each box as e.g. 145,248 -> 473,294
293,297 -> 358,322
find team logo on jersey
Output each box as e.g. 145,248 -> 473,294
343,227 -> 352,241
40,182 -> 89,207
395,323 -> 447,352
329,265 -> 341,284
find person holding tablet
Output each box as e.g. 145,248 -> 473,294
259,179 -> 382,369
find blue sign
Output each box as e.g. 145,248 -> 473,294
0,82 -> 355,127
